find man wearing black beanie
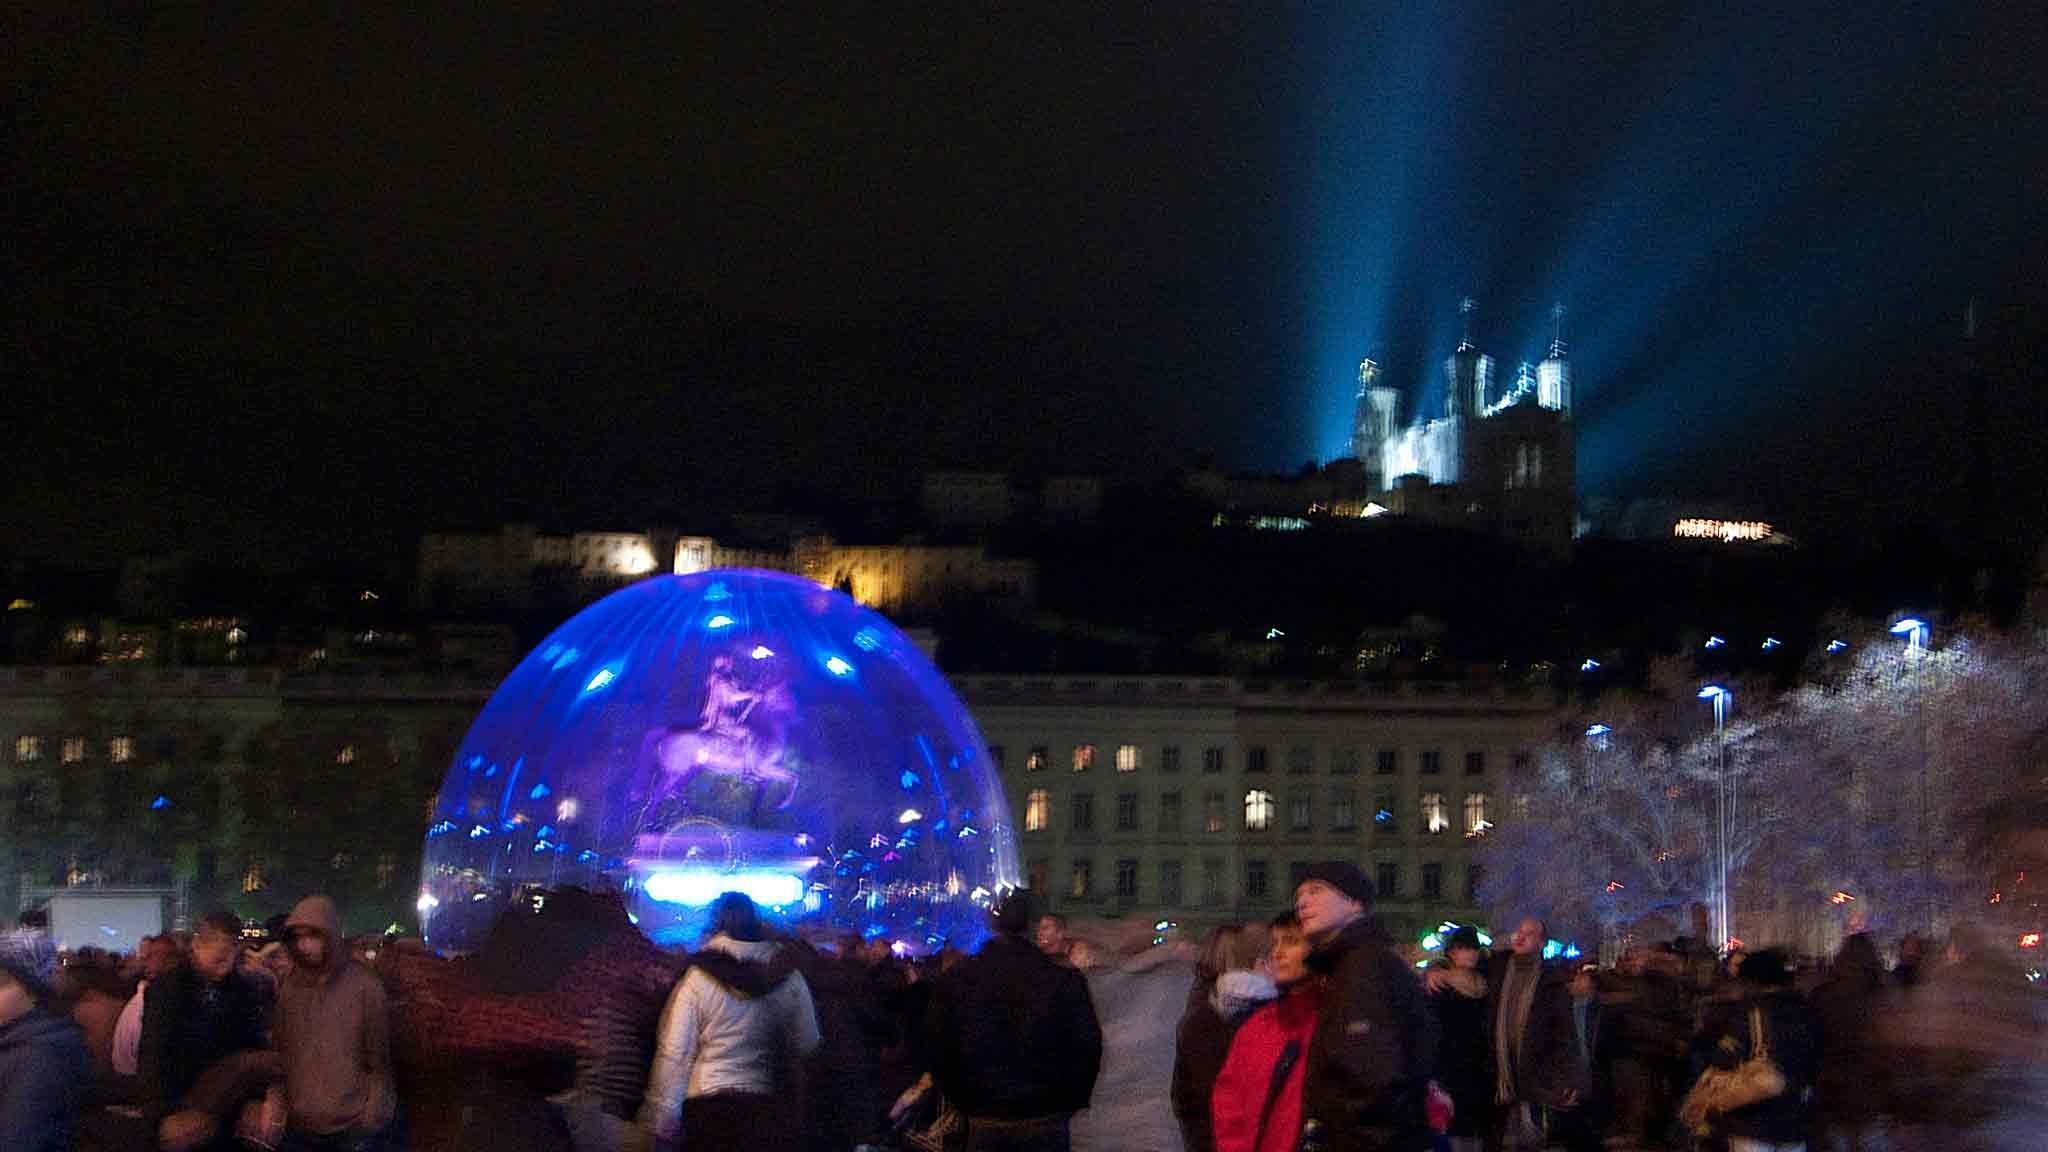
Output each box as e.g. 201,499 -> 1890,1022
1293,862 -> 1434,1152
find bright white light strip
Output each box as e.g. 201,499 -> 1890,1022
642,869 -> 807,908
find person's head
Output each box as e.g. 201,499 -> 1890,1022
992,889 -> 1042,937
1510,917 -> 1548,959
1294,862 -> 1374,940
1738,947 -> 1792,989
1446,926 -> 1484,971
0,929 -> 58,1023
1067,938 -> 1098,970
190,910 -> 243,982
1034,912 -> 1069,955
1265,913 -> 1312,986
1194,924 -> 1265,990
283,895 -> 344,973
1570,963 -> 1599,1000
709,892 -> 768,943
139,935 -> 181,982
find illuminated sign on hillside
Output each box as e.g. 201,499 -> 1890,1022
1674,519 -> 1774,543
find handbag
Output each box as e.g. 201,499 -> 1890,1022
1678,1005 -> 1786,1135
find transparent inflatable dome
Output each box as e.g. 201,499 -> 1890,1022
420,570 -> 1017,952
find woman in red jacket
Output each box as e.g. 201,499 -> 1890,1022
1211,913 -> 1325,1152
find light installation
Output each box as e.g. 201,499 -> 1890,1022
419,570 -> 1018,952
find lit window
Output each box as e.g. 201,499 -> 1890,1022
15,736 -> 41,763
1422,791 -> 1448,834
1204,791 -> 1226,833
1244,789 -> 1275,831
61,737 -> 86,765
1070,858 -> 1092,898
336,744 -> 357,766
1463,793 -> 1491,836
1027,746 -> 1048,773
1025,788 -> 1051,832
109,736 -> 134,763
1072,744 -> 1096,773
242,860 -> 266,894
1116,744 -> 1140,773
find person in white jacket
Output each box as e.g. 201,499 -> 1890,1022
639,892 -> 821,1152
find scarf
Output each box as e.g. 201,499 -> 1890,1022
1494,957 -> 1540,1104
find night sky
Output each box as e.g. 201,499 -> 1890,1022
10,4 -> 2045,565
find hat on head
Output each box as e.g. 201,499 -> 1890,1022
0,928 -> 58,997
1296,861 -> 1374,907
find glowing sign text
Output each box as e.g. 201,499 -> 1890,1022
1674,519 -> 1774,543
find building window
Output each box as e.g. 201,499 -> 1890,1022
1376,749 -> 1399,776
1116,744 -> 1141,773
1161,746 -> 1183,774
61,737 -> 86,765
1244,789 -> 1275,831
988,745 -> 1005,772
1070,859 -> 1092,898
1465,750 -> 1486,776
1331,789 -> 1357,831
1203,859 -> 1226,906
1512,750 -> 1533,774
242,860 -> 266,894
109,736 -> 134,763
1071,793 -> 1094,833
1159,791 -> 1183,833
1422,791 -> 1449,834
1116,859 -> 1140,903
1028,858 -> 1051,893
1160,860 -> 1184,906
1202,747 -> 1225,774
376,853 -> 397,888
1420,750 -> 1442,775
1289,792 -> 1312,831
1204,791 -> 1226,833
1246,746 -> 1269,773
1116,792 -> 1140,832
1027,746 -> 1049,773
1376,862 -> 1399,899
1465,864 -> 1484,904
337,744 -> 357,766
1072,744 -> 1096,773
1332,747 -> 1360,775
15,736 -> 42,763
1246,860 -> 1269,902
1374,794 -> 1397,831
1025,788 -> 1051,832
1463,793 -> 1491,836
1286,746 -> 1314,774
1422,862 -> 1444,901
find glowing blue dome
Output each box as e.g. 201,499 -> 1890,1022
420,570 -> 1017,952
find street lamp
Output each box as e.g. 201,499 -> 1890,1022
1699,684 -> 1734,951
1891,617 -> 1933,931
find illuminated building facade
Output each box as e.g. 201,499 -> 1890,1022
1352,300 -> 1577,555
964,675 -> 1551,939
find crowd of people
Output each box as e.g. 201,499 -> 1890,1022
0,864 -> 2041,1152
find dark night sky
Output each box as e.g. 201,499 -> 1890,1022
8,4 -> 2045,566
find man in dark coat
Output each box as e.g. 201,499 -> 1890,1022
1484,916 -> 1587,1151
137,909 -> 273,1151
0,928 -> 92,1152
1293,862 -> 1434,1152
925,889 -> 1102,1151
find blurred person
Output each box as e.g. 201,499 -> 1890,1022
639,892 -> 820,1152
1173,924 -> 1271,1152
65,948 -> 133,1082
925,889 -> 1102,1151
137,909 -> 272,1152
1551,965 -> 1611,1152
1811,933 -> 1886,1152
1292,862 -> 1433,1152
1210,912 -> 1325,1152
0,927 -> 92,1152
540,888 -> 683,1152
1892,932 -> 1924,989
787,936 -> 882,1152
274,895 -> 394,1152
1484,917 -> 1586,1151
1688,948 -> 1817,1152
1424,927 -> 1490,1152
1879,921 -> 2046,1149
1035,913 -> 1072,963
113,933 -> 182,1077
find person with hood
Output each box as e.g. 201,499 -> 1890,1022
138,909 -> 273,1152
1210,913 -> 1325,1152
274,895 -> 394,1151
1424,927 -> 1490,1152
0,927 -> 92,1152
1172,924 -> 1270,1152
924,888 -> 1102,1151
639,892 -> 820,1152
1292,862 -> 1433,1152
